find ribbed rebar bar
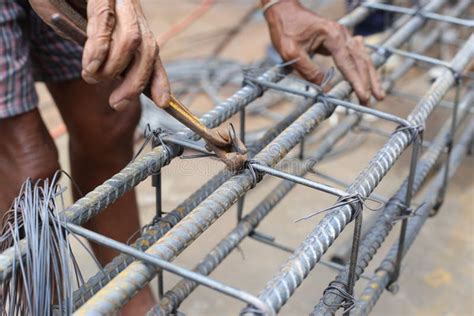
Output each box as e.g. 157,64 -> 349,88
350,119 -> 474,315
71,98 -> 314,308
73,2 -> 457,313
312,87 -> 474,314
148,114 -> 360,316
0,0 -> 381,286
249,19 -> 473,316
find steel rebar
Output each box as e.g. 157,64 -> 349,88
146,30 -> 441,312
248,16 -> 473,316
350,119 -> 474,315
312,88 -> 474,314
71,96 -> 315,308
74,2 -> 456,313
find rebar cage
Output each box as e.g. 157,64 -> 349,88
0,0 -> 473,315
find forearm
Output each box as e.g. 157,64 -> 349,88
260,0 -> 299,17
260,0 -> 316,27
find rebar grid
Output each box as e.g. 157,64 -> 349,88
74,1 -> 474,314
73,2 -> 447,313
248,2 -> 474,314
146,13 -> 457,310
0,0 -> 378,286
71,98 -> 315,308
0,1 -> 472,315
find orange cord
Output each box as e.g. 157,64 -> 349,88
157,0 -> 214,47
49,123 -> 67,139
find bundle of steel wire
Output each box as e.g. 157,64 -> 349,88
0,173 -> 86,315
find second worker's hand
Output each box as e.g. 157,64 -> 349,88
81,0 -> 170,111
262,0 -> 385,105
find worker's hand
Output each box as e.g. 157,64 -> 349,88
82,0 -> 170,110
263,0 -> 385,105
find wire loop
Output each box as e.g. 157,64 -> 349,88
296,193 -> 385,223
322,280 -> 355,312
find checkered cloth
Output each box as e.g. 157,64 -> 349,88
0,0 -> 83,118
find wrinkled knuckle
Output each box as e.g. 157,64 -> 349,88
145,37 -> 159,60
125,82 -> 147,100
95,6 -> 115,28
281,46 -> 298,61
126,29 -> 142,49
360,91 -> 370,104
331,31 -> 344,43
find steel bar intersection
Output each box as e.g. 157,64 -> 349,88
0,1 -> 473,315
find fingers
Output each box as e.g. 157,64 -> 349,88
281,42 -> 326,85
97,0 -> 142,80
82,0 -> 116,83
81,0 -> 170,111
332,45 -> 368,103
349,37 -> 371,104
330,34 -> 385,105
366,55 -> 385,101
149,55 -> 171,109
109,33 -> 167,110
353,36 -> 385,101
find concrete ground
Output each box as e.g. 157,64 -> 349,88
35,1 -> 473,315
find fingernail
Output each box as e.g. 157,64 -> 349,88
82,71 -> 99,84
85,59 -> 102,74
111,99 -> 129,111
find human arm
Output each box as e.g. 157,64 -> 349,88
261,0 -> 385,104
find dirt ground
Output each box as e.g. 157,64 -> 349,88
35,1 -> 473,315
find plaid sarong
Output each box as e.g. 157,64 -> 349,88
0,0 -> 83,118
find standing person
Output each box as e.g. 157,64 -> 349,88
1,0 -> 383,314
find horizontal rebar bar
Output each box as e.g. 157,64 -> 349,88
362,2 -> 474,27
350,119 -> 474,315
312,88 -> 474,314
0,0 -> 381,287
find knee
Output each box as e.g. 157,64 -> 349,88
103,102 -> 141,147
6,119 -> 60,183
70,102 -> 141,160
0,110 -> 59,206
